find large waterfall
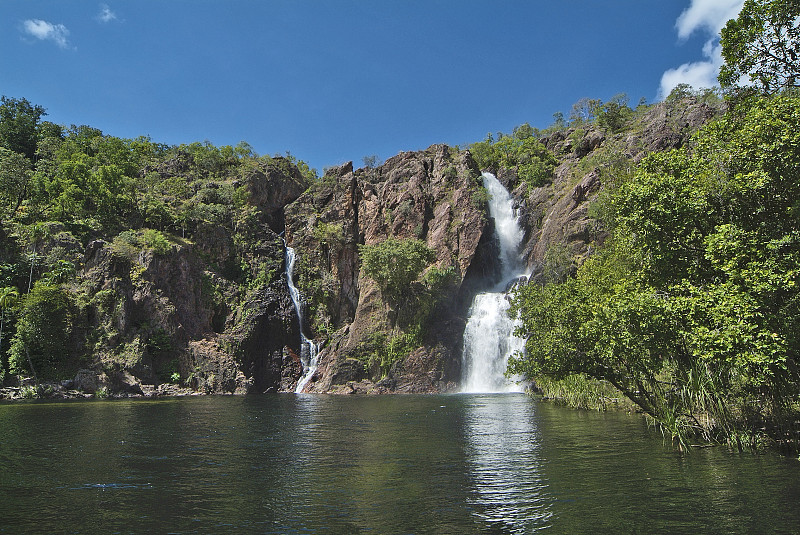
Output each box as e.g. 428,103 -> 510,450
285,244 -> 319,393
461,172 -> 527,393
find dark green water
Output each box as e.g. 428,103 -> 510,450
1,394 -> 798,534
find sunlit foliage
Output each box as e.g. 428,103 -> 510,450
510,93 -> 800,450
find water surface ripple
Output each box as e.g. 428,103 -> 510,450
1,394 -> 799,534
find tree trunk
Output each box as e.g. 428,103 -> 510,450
25,347 -> 38,385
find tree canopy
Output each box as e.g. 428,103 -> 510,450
720,0 -> 800,92
0,96 -> 46,160
510,93 -> 800,449
470,133 -> 557,190
0,94 -> 319,384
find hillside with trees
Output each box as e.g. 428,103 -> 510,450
0,107 -> 315,395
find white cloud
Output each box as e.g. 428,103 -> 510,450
657,0 -> 744,99
97,4 -> 117,23
659,40 -> 724,98
22,19 -> 71,49
676,0 -> 744,39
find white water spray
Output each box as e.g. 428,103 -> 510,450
285,245 -> 319,393
461,172 -> 527,393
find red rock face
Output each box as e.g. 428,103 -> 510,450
283,98 -> 717,394
284,144 -> 493,393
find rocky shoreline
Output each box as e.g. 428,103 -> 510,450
0,382 -> 202,401
0,368 -> 445,400
0,369 -> 204,401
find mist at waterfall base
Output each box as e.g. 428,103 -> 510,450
284,245 -> 319,393
461,172 -> 528,393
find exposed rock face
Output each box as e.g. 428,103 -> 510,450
276,100 -> 718,394
513,97 -> 719,276
224,284 -> 302,393
284,144 -> 494,393
243,158 -> 309,233
70,158 -> 309,395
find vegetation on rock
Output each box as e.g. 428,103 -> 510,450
509,6 -> 800,451
359,237 -> 436,316
469,130 -> 557,191
0,95 -> 312,391
357,237 -> 458,375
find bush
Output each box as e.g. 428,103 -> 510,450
470,133 -> 557,190
8,284 -> 73,380
362,329 -> 421,378
112,228 -> 172,257
596,93 -> 632,133
359,237 -> 436,310
142,229 -> 171,255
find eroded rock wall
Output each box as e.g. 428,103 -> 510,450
507,98 -> 719,280
65,158 -> 308,395
6,98 -> 720,399
284,144 -> 495,393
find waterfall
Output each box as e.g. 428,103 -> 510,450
285,244 -> 319,393
461,172 -> 527,393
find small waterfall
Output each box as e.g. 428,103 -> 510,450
461,172 -> 527,393
285,244 -> 319,393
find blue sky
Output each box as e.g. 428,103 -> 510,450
1,1 -> 743,173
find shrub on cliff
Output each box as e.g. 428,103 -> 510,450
470,133 -> 557,190
359,237 -> 435,313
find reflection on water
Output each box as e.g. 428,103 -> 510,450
463,393 -> 552,533
1,394 -> 800,534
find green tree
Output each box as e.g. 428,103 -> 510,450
719,0 -> 800,92
19,222 -> 50,293
36,120 -> 64,142
27,126 -> 141,232
8,284 -> 73,381
569,98 -> 602,125
0,96 -> 46,160
511,93 -> 800,448
0,147 -> 33,219
512,122 -> 535,139
0,286 -> 19,380
596,93 -> 632,133
359,237 -> 436,319
41,260 -> 76,285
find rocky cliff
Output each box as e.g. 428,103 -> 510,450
501,97 -> 719,279
1,156 -> 311,399
0,96 -> 719,399
284,144 -> 496,393
273,97 -> 718,394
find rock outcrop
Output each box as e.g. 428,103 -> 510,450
284,144 -> 495,393
63,157 -> 309,395
1,97 -> 720,399
510,97 -> 719,279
